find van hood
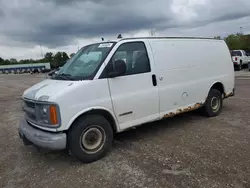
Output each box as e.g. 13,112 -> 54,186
22,79 -> 87,101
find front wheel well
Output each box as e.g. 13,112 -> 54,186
69,109 -> 118,133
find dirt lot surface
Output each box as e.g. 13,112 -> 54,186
0,72 -> 250,188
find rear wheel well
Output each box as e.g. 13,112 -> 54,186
211,82 -> 224,95
69,109 -> 117,133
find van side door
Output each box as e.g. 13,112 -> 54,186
101,41 -> 160,130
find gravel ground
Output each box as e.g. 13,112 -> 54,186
0,73 -> 250,188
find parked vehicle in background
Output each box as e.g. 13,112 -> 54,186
246,52 -> 250,62
19,37 -> 235,163
41,68 -> 51,73
231,50 -> 249,70
0,63 -> 51,74
244,52 -> 250,71
30,69 -> 40,74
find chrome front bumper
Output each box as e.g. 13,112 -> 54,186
18,117 -> 66,150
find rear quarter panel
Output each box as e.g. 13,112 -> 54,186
148,39 -> 234,115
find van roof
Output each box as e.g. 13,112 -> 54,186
110,37 -> 223,42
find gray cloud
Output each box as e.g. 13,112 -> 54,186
195,0 -> 250,22
0,0 -> 250,48
43,0 -> 127,6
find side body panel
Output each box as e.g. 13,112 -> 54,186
148,39 -> 234,118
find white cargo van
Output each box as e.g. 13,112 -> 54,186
19,37 -> 235,163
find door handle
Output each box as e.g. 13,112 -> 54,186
152,74 -> 157,86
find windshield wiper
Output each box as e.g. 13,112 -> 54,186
54,73 -> 73,80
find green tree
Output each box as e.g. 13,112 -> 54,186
214,36 -> 221,39
240,34 -> 250,52
70,53 -> 75,58
52,52 -> 63,68
44,52 -> 53,63
51,52 -> 69,68
0,57 -> 4,65
10,58 -> 18,64
19,60 -> 25,64
61,52 -> 69,65
4,59 -> 11,65
224,33 -> 250,51
21,59 -> 30,64
224,34 -> 242,50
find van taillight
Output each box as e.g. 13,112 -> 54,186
235,57 -> 238,61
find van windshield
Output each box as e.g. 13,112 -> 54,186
53,42 -> 115,80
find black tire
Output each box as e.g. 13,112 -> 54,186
237,61 -> 242,71
68,115 -> 113,163
201,89 -> 223,117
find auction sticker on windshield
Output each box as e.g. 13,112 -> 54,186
98,43 -> 113,48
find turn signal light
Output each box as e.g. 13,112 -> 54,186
49,105 -> 58,125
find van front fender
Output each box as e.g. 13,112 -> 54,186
65,107 -> 120,132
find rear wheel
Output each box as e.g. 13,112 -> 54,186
201,89 -> 223,117
68,115 -> 113,163
237,61 -> 242,71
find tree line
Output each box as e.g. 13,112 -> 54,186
215,33 -> 250,52
0,51 -> 76,69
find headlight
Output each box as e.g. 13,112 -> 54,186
37,103 -> 60,126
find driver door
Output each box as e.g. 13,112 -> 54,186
104,41 -> 160,130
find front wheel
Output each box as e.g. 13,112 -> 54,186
201,89 -> 223,117
68,115 -> 113,163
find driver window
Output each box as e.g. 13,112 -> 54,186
113,51 -> 127,63
111,42 -> 151,76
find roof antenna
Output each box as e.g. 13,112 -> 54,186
117,34 -> 122,39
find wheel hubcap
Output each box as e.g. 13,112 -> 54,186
80,126 -> 105,154
211,96 -> 220,112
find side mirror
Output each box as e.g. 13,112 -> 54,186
108,60 -> 126,78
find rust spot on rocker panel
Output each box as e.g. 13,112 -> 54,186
163,103 -> 203,119
224,92 -> 234,98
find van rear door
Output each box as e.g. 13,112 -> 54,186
105,41 -> 160,130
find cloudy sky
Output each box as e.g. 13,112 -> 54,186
0,0 -> 250,60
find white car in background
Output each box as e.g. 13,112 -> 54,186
231,50 -> 249,70
247,52 -> 250,71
